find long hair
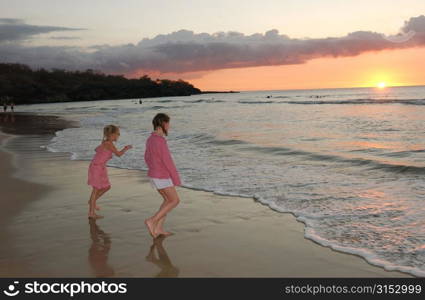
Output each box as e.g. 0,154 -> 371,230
103,125 -> 119,141
152,113 -> 170,136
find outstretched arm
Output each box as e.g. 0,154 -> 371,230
105,141 -> 132,157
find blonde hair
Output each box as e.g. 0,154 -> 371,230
103,125 -> 119,141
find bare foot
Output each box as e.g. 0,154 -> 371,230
145,218 -> 158,238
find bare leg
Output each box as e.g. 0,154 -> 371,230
88,186 -> 110,210
145,187 -> 180,238
88,188 -> 96,217
155,190 -> 173,236
145,196 -> 168,238
94,186 -> 110,210
89,188 -> 103,219
156,216 -> 172,236
88,189 -> 103,219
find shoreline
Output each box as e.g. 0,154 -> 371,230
0,114 -> 414,277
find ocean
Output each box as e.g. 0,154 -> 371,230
18,86 -> 425,276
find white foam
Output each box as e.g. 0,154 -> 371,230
304,229 -> 425,277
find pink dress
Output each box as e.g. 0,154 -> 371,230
87,145 -> 113,189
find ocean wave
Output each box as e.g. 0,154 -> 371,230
65,106 -> 96,110
175,132 -> 249,146
206,138 -> 249,146
303,228 -> 425,277
277,98 -> 425,105
237,98 -> 425,105
185,99 -> 225,103
184,133 -> 425,175
380,149 -> 425,157
244,145 -> 425,175
152,99 -> 174,103
238,100 -> 274,104
255,194 -> 425,277
196,138 -> 425,175
146,105 -> 184,110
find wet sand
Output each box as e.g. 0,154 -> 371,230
0,133 -> 49,276
0,114 -> 413,277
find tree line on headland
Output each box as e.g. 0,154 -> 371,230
0,63 -> 208,104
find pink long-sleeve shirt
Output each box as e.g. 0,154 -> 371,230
144,132 -> 181,186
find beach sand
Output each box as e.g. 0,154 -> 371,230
0,114 -> 412,277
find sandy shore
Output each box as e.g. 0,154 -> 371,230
0,115 -> 413,277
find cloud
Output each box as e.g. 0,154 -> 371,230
49,36 -> 81,40
0,18 -> 24,25
0,16 -> 424,76
0,18 -> 85,43
402,15 -> 425,34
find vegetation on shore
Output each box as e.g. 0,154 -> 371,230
201,90 -> 239,94
0,63 -> 203,104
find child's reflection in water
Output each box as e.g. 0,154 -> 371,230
145,235 -> 180,277
88,219 -> 114,277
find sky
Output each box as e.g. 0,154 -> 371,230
1,0 -> 425,90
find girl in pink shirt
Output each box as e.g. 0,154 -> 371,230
144,113 -> 181,238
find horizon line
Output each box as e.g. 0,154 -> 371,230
231,84 -> 425,93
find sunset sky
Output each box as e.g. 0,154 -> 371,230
1,0 -> 425,90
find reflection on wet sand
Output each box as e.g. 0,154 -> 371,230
88,219 -> 114,277
145,235 -> 179,277
1,112 -> 15,123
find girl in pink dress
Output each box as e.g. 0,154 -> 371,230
144,113 -> 182,238
88,125 -> 132,219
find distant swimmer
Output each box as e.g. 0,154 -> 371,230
10,102 -> 14,112
139,100 -> 143,104
2,102 -> 7,112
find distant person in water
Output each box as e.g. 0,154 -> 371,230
144,113 -> 181,238
2,102 -> 7,113
87,125 -> 132,219
139,100 -> 143,104
10,102 -> 14,112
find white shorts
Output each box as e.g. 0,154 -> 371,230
149,177 -> 174,190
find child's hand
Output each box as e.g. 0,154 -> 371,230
125,145 -> 133,150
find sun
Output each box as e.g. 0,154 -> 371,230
377,82 -> 387,89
